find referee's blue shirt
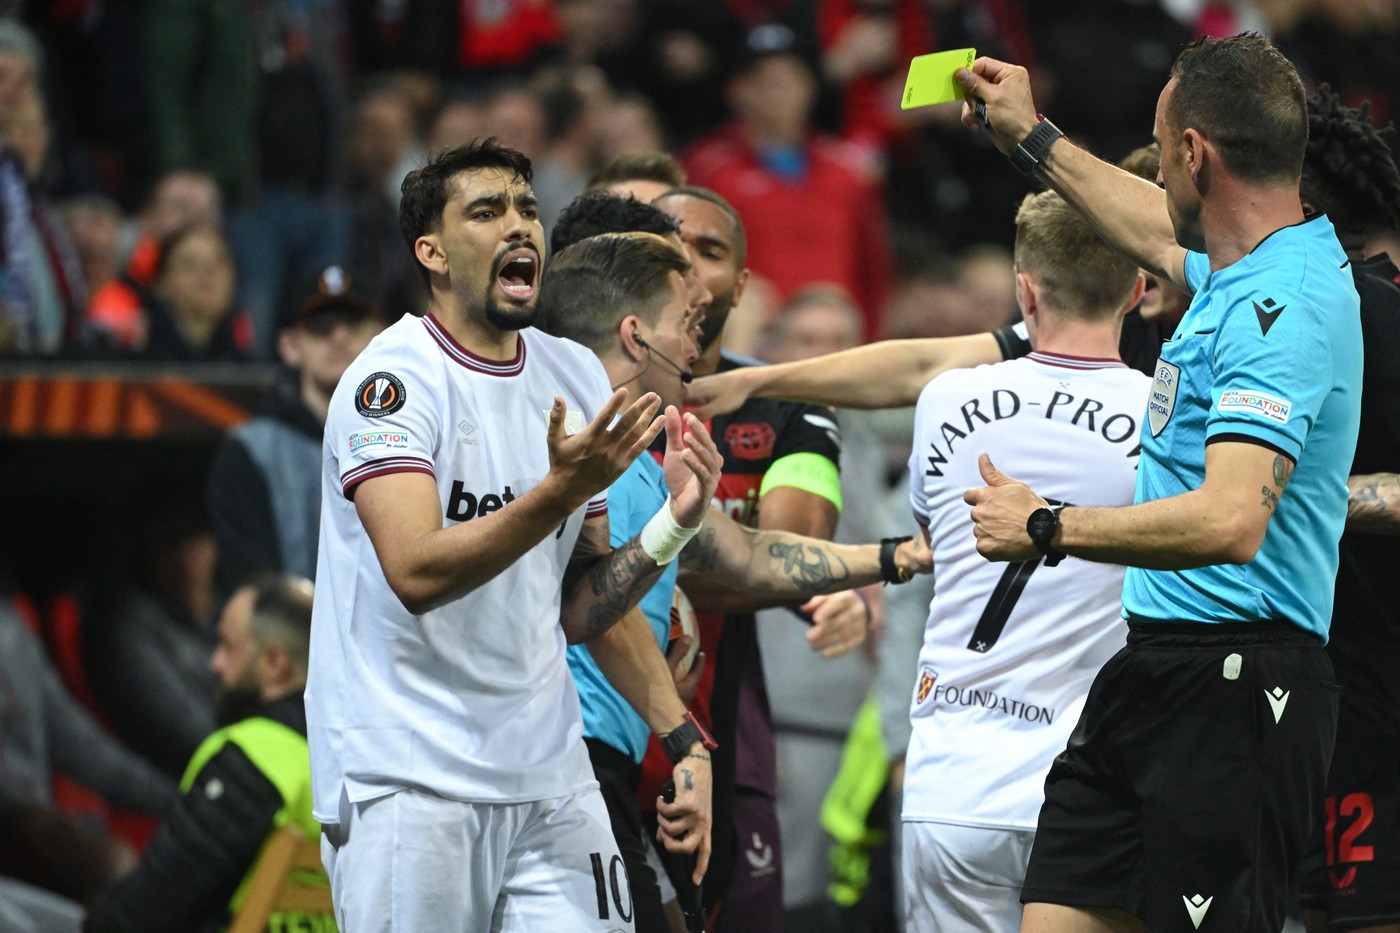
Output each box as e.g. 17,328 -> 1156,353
567,454 -> 677,762
1124,215 -> 1362,641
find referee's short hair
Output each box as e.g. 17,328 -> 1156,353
1014,191 -> 1139,320
1167,33 -> 1307,184
538,232 -> 689,354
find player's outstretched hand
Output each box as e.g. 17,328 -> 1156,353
964,452 -> 1047,562
801,591 -> 870,659
662,408 -> 723,528
546,390 -> 663,504
657,753 -> 713,884
685,367 -> 756,420
954,57 -> 1040,154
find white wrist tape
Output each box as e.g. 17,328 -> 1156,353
639,500 -> 700,565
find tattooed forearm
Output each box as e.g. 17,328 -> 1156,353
1261,485 -> 1279,513
765,541 -> 851,593
561,533 -> 664,642
579,538 -> 658,639
1347,472 -> 1400,535
680,526 -> 721,573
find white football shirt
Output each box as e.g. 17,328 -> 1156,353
903,351 -> 1149,829
305,312 -> 613,822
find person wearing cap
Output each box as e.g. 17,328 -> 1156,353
683,22 -> 891,340
207,266 -> 385,590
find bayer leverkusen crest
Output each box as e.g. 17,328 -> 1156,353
916,666 -> 938,705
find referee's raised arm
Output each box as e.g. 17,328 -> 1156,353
955,57 -> 1188,293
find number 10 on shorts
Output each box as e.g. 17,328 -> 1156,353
590,852 -> 633,923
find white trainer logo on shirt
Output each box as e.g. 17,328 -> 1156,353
1183,894 -> 1213,929
1267,687 -> 1290,723
543,408 -> 586,435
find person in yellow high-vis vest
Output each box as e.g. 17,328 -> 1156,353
86,573 -> 333,933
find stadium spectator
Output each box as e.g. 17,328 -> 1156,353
593,95 -> 669,172
0,594 -> 176,908
207,266 -> 386,590
0,86 -> 84,354
87,485 -> 221,777
86,168 -> 222,351
585,150 -> 687,205
347,86 -> 426,321
60,195 -> 123,322
426,95 -> 488,155
142,0 -> 255,201
138,222 -> 247,363
85,574 -> 332,933
685,23 -> 891,338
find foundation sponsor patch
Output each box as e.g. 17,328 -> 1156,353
1218,390 -> 1291,425
348,430 -> 412,455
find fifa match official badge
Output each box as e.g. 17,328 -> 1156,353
916,666 -> 939,705
1148,360 -> 1180,437
355,372 -> 406,418
543,407 -> 586,435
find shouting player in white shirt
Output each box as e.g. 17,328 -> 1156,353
305,139 -> 723,932
902,191 -> 1149,931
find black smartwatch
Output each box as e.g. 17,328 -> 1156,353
661,712 -> 718,764
879,536 -> 914,585
1025,507 -> 1066,567
1008,117 -> 1064,177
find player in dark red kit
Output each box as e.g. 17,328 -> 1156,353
1296,84 -> 1400,933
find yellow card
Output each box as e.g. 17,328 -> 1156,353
900,48 -> 977,110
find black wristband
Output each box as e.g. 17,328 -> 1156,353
661,712 -> 717,764
880,536 -> 914,585
1025,507 -> 1066,567
1008,117 -> 1064,177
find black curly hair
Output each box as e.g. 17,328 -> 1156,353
1301,84 -> 1400,241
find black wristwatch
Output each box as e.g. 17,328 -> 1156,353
1025,507 -> 1066,567
1008,117 -> 1064,177
661,712 -> 718,764
879,536 -> 914,585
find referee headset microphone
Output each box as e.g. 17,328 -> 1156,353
633,331 -> 694,384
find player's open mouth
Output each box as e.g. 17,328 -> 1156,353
496,249 -> 538,301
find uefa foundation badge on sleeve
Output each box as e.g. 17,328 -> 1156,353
1148,360 -> 1180,437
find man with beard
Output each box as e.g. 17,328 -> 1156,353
305,138 -> 722,931
957,35 -> 1359,933
85,574 -> 330,933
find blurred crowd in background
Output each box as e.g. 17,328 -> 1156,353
0,0 -> 1396,363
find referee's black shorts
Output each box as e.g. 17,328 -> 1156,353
1021,620 -> 1339,933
